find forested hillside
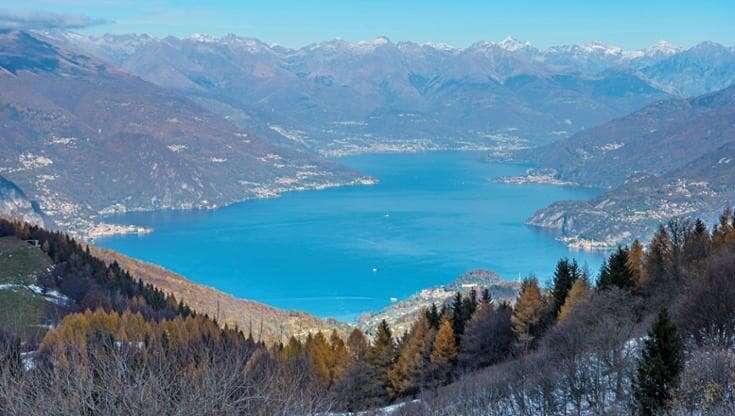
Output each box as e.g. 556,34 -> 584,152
89,246 -> 350,343
2,211 -> 735,414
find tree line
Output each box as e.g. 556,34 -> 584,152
2,210 -> 735,414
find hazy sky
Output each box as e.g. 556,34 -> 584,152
2,0 -> 734,49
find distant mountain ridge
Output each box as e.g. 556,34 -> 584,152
47,32 -> 733,154
526,84 -> 735,188
0,30 -> 363,236
526,86 -> 735,248
5,29 -> 735,242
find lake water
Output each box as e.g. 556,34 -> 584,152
96,152 -> 605,321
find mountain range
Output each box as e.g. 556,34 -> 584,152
47,32 -> 735,155
0,30 -> 364,236
2,29 -> 735,242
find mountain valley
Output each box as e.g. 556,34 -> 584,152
0,30 -> 365,237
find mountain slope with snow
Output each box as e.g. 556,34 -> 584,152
45,32 -> 697,152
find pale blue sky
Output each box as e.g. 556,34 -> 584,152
3,0 -> 734,49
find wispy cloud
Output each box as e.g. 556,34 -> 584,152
0,9 -> 112,30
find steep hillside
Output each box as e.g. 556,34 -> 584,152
0,30 -> 363,236
641,41 -> 735,96
0,236 -> 58,339
526,84 -> 735,188
89,246 -> 351,343
0,175 -> 46,227
529,142 -> 735,248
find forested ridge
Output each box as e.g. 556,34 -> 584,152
1,211 -> 735,415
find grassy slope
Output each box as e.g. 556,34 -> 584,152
0,236 -> 55,338
88,246 -> 351,344
0,236 -> 53,284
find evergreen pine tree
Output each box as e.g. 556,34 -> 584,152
463,288 -> 478,319
597,246 -> 635,291
450,292 -> 465,342
425,303 -> 441,329
459,302 -> 514,370
481,288 -> 492,305
634,308 -> 683,416
682,219 -> 711,266
332,359 -> 385,411
366,320 -> 397,400
645,226 -> 671,286
550,258 -> 578,318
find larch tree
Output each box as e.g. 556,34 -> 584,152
634,308 -> 683,416
511,277 -> 546,350
627,239 -> 647,288
281,336 -> 304,362
346,328 -> 368,360
329,330 -> 351,384
430,316 -> 458,385
711,207 -> 735,248
388,315 -> 434,398
557,277 -> 589,321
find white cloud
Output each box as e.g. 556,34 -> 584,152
0,9 -> 112,30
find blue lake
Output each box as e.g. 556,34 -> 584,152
96,151 -> 605,321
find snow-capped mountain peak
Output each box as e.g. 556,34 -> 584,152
498,36 -> 533,51
422,42 -> 457,51
584,41 -> 624,56
644,40 -> 680,56
186,33 -> 217,43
